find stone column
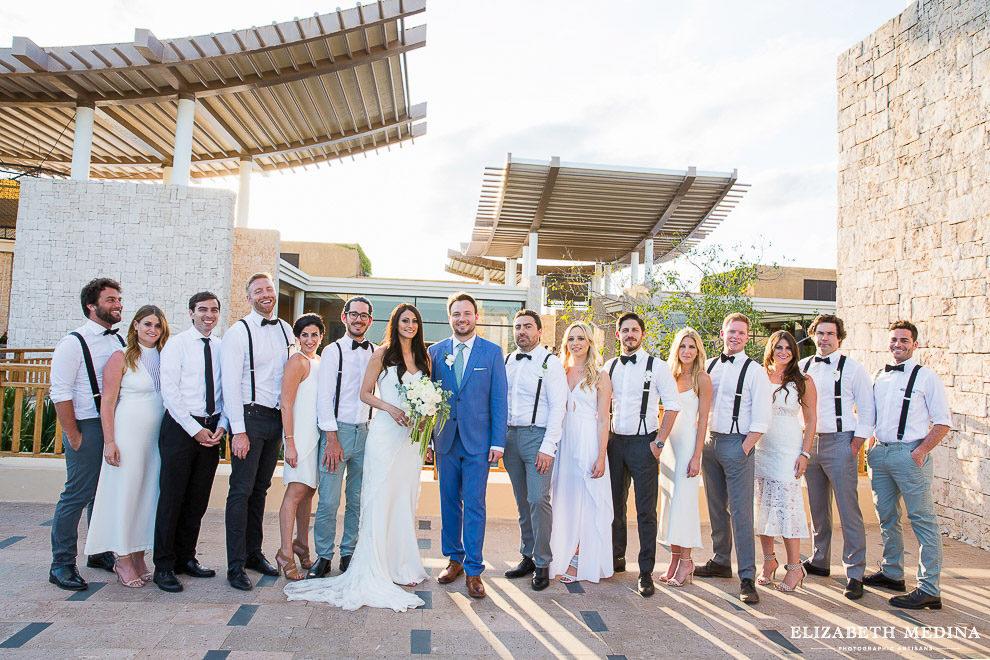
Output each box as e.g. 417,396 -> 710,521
236,159 -> 252,227
171,95 -> 196,186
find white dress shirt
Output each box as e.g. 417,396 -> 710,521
505,345 -> 567,455
50,319 -> 125,420
799,352 -> 875,437
606,348 -> 682,436
873,358 -> 951,443
449,333 -> 477,369
220,311 -> 293,435
160,325 -> 227,437
317,336 -> 376,432
707,353 -> 772,435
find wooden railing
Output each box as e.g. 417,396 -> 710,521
0,362 -> 63,456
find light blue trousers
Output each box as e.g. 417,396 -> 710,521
503,426 -> 553,568
313,422 -> 367,560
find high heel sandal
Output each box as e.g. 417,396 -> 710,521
774,563 -> 806,592
276,549 -> 304,581
757,553 -> 778,586
658,551 -> 680,583
292,540 -> 314,570
667,558 -> 694,587
113,564 -> 146,589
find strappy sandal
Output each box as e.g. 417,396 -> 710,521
667,558 -> 694,587
559,554 -> 579,583
292,540 -> 315,570
757,553 -> 778,586
113,564 -> 146,589
276,549 -> 304,581
658,551 -> 680,583
774,563 -> 807,592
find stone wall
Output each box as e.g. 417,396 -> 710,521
9,180 -> 235,348
837,0 -> 989,548
229,227 -> 281,324
279,240 -> 363,278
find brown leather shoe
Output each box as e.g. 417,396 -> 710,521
466,574 -> 486,598
437,560 -> 464,584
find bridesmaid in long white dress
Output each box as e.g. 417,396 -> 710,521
755,330 -> 817,592
285,303 -> 429,611
658,327 -> 712,588
548,321 -> 614,584
85,305 -> 169,588
276,314 -> 324,580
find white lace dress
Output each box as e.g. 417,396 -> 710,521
753,382 -> 809,538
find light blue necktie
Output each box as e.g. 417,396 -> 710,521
454,343 -> 466,387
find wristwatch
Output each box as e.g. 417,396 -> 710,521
653,438 -> 665,450
799,450 -> 811,459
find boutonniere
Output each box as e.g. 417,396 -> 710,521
643,370 -> 653,383
832,370 -> 841,382
444,352 -> 455,368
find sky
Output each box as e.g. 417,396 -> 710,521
1,0 -> 908,280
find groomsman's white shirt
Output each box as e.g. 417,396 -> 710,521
505,345 -> 567,456
317,336 -> 376,432
872,358 -> 951,443
707,354 -> 772,435
606,348 -> 682,435
220,311 -> 293,435
50,320 -> 124,420
160,325 -> 227,437
799,353 -> 875,437
445,333 -> 504,452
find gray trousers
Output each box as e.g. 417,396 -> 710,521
314,422 -> 367,560
702,431 -> 756,581
503,426 -> 553,568
51,418 -> 103,569
805,431 -> 866,579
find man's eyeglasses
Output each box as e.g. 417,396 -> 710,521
346,312 -> 372,321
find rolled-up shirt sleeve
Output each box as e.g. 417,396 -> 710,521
538,356 -> 568,456
925,371 -> 952,428
653,362 -> 682,412
851,363 -> 876,438
220,325 -> 247,435
317,343 -> 340,433
748,368 -> 773,434
49,337 -> 80,405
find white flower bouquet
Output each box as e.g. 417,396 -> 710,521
397,374 -> 451,460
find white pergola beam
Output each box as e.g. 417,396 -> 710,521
171,96 -> 195,185
70,104 -> 94,180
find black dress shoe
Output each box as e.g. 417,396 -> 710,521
339,555 -> 352,573
613,557 -> 626,573
153,570 -> 183,592
227,568 -> 253,591
244,553 -> 279,577
175,559 -> 215,578
890,588 -> 941,610
86,552 -> 116,573
693,559 -> 732,578
638,573 -> 655,597
740,578 -> 760,604
863,570 -> 906,592
49,565 -> 88,591
532,567 -> 550,591
844,578 -> 864,600
308,557 -> 332,579
803,560 -> 830,577
505,556 -> 536,579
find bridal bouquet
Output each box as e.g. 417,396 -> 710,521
397,375 -> 451,461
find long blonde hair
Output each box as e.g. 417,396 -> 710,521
560,321 -> 602,391
123,305 -> 169,371
667,326 -> 706,395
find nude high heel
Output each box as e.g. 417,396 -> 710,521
667,558 -> 694,587
757,553 -> 778,586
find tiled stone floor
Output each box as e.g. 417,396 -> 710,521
0,501 -> 988,659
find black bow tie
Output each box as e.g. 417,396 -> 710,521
102,328 -> 119,336
619,354 -> 637,365
260,318 -> 280,327
885,364 -> 905,372
814,356 -> 831,364
352,340 -> 371,350
720,354 -> 735,363
516,353 -> 532,361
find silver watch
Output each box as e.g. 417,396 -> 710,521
799,450 -> 811,459
653,438 -> 665,449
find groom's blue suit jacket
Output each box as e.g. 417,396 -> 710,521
429,336 -> 508,456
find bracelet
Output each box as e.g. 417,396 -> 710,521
799,450 -> 810,459
284,435 -> 294,440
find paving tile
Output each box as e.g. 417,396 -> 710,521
226,604 -> 259,626
66,581 -> 106,601
154,625 -> 232,650
410,629 -> 431,654
0,622 -> 52,648
220,625 -> 292,652
417,538 -> 431,550
0,536 -> 26,550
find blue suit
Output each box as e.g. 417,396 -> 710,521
429,336 -> 508,575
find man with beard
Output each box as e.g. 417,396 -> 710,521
220,273 -> 293,590
308,296 -> 376,578
48,278 -> 125,590
605,312 -> 681,597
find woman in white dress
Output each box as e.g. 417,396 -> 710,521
285,303 -> 429,611
85,305 -> 169,588
658,327 -> 712,588
548,321 -> 614,584
755,330 -> 817,592
276,314 -> 325,580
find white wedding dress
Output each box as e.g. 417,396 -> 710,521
754,382 -> 810,538
285,366 -> 427,611
658,388 -> 703,549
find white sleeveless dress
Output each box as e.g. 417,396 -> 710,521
284,366 -> 427,611
547,380 -> 614,583
658,388 -> 703,549
753,382 -> 810,538
282,355 -> 319,488
85,346 -> 165,555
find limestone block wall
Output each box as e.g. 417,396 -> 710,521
837,0 -> 990,548
229,227 -> 281,324
9,180 -> 235,348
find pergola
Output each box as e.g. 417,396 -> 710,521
0,0 -> 426,212
445,249 -> 595,285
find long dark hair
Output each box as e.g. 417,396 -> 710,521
381,303 -> 431,381
763,330 -> 806,405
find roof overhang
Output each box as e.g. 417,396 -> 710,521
444,249 -> 596,284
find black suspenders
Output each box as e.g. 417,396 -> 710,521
897,365 -> 923,441
334,343 -> 344,418
707,356 -> 752,434
70,331 -> 124,413
606,355 -> 655,435
506,353 -> 553,425
803,355 -> 847,432
240,318 -> 291,405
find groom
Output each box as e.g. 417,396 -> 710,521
428,292 -> 508,599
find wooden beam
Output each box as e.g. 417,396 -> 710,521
633,166 -> 696,252
11,37 -> 49,72
528,155 -> 560,234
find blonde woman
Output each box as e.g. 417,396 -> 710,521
85,305 -> 169,587
658,328 -> 712,587
547,322 -> 614,584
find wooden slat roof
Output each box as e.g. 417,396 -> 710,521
444,249 -> 596,284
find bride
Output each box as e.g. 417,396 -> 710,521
285,303 -> 430,611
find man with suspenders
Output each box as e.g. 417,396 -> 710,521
865,320 -> 950,610
797,314 -> 875,600
605,312 -> 681,598
48,278 -> 125,590
309,296 -> 376,579
220,273 -> 294,591
694,313 -> 771,604
502,310 -> 567,591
